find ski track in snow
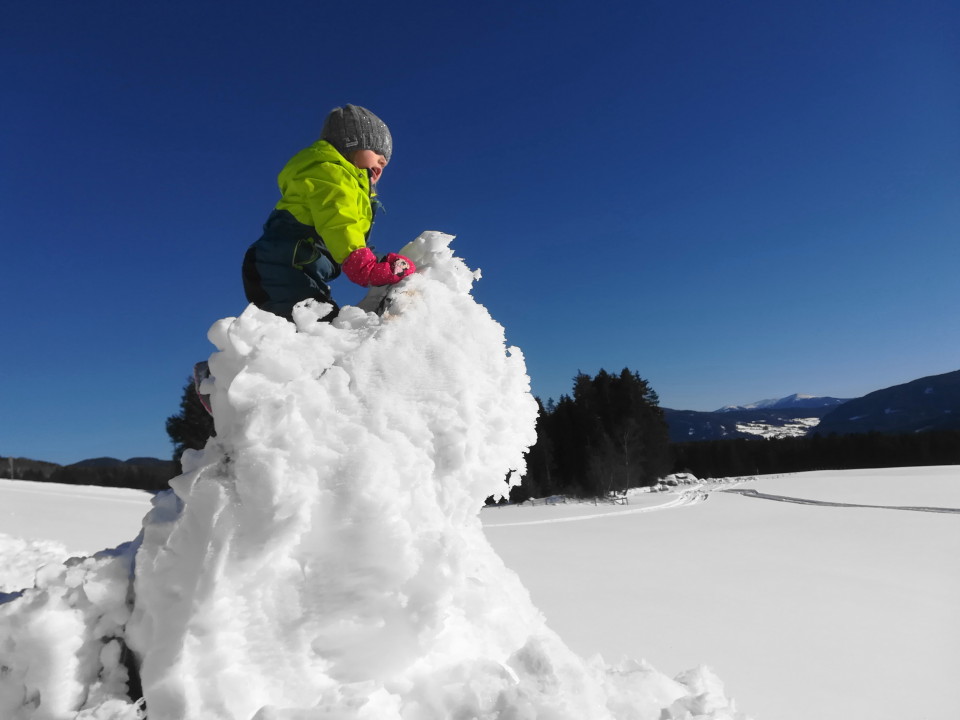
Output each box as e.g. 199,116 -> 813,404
723,487 -> 960,514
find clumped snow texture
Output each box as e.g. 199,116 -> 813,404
0,544 -> 141,719
1,233 -> 748,719
0,535 -> 72,595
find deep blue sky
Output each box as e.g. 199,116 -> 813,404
2,1 -> 958,464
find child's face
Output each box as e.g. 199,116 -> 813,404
349,149 -> 388,184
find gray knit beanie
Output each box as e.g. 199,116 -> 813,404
321,104 -> 393,163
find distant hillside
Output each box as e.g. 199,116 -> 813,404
1,455 -> 175,491
71,457 -> 130,468
815,370 -> 960,436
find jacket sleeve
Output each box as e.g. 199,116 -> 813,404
301,163 -> 370,264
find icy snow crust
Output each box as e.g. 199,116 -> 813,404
0,233 -> 747,719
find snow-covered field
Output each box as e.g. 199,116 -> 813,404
2,466 -> 957,719
488,465 -> 960,720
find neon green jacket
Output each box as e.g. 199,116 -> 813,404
274,140 -> 375,263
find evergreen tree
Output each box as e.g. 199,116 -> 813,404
575,368 -> 671,493
519,368 -> 672,499
549,392 -> 592,495
166,377 -> 216,470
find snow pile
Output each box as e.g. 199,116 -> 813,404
0,232 -> 749,719
0,544 -> 140,719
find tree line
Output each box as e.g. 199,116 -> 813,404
672,429 -> 960,479
0,462 -> 48,483
44,462 -> 176,492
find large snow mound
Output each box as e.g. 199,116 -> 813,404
0,232 -> 749,719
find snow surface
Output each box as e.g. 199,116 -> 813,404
488,466 -> 960,720
0,479 -> 150,554
748,466 -> 960,508
2,465 -> 958,719
0,233 -> 746,720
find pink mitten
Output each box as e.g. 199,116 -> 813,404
342,247 -> 416,287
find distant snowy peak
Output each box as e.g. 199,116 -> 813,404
717,394 -> 849,413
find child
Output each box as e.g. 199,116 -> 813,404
242,104 -> 416,321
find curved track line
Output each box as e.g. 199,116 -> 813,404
723,488 -> 960,514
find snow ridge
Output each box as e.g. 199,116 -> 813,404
717,394 -> 847,412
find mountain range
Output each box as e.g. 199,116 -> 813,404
664,369 -> 960,442
716,394 -> 849,413
814,369 -> 960,435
